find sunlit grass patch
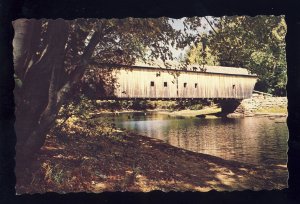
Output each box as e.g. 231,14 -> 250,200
42,162 -> 66,185
255,106 -> 287,114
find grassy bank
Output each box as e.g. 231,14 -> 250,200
95,99 -> 211,112
158,106 -> 221,118
94,98 -> 288,118
255,106 -> 287,114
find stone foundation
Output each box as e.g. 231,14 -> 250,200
229,94 -> 287,117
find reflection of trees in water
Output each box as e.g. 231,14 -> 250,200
116,115 -> 288,166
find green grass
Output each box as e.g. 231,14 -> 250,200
162,107 -> 221,117
255,106 -> 287,114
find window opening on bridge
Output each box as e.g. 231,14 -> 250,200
232,84 -> 236,89
184,83 -> 187,88
164,82 -> 168,87
195,83 -> 198,88
150,81 -> 155,87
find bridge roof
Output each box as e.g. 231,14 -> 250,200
134,60 -> 256,76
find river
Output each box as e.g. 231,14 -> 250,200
108,112 -> 288,168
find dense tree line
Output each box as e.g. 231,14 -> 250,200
185,16 -> 287,96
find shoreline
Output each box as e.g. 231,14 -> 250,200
17,126 -> 288,193
16,97 -> 288,193
16,103 -> 288,193
90,107 -> 287,118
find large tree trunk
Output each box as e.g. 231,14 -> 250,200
13,19 -> 42,79
14,19 -> 70,175
13,19 -> 101,179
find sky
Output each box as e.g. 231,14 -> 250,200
168,17 -> 214,60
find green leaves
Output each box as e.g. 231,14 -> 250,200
185,15 -> 287,96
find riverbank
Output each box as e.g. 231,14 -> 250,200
157,106 -> 221,118
92,106 -> 287,119
90,96 -> 287,119
16,118 -> 287,193
88,106 -> 221,119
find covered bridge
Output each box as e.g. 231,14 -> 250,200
112,63 -> 257,99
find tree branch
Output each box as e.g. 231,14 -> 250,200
204,17 -> 218,35
57,29 -> 102,106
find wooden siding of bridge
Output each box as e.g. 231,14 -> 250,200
113,67 -> 257,99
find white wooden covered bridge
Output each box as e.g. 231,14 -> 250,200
111,62 -> 257,100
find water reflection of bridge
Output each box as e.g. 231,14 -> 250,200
109,64 -> 257,114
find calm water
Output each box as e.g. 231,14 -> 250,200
108,112 -> 288,167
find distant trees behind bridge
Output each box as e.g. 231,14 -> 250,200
185,15 -> 287,96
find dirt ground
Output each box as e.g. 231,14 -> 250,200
16,125 -> 287,194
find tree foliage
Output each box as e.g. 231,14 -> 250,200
185,34 -> 219,66
185,15 -> 287,96
13,18 -> 198,171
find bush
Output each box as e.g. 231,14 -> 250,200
130,100 -> 153,110
173,99 -> 209,110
